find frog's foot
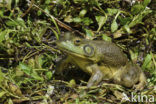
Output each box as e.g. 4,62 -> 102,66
133,83 -> 145,91
133,79 -> 146,91
134,72 -> 147,91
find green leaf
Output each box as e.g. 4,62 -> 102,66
68,79 -> 76,88
19,62 -> 43,81
50,15 -> 60,34
0,69 -> 4,83
142,54 -> 152,69
143,0 -> 151,7
0,29 -> 12,43
6,20 -> 18,27
7,0 -> 12,10
45,0 -> 51,4
131,4 -> 144,15
31,70 -> 43,81
129,49 -> 138,62
50,27 -> 59,40
102,34 -> 112,42
46,71 -> 53,80
129,8 -> 152,28
44,7 -> 50,14
111,20 -> 118,32
73,17 -> 82,23
16,17 -> 26,28
0,10 -> 4,17
0,91 -> 6,98
6,18 -> 26,27
123,25 -> 132,33
73,0 -> 88,4
0,30 -> 7,43
64,15 -> 73,23
8,98 -> 13,104
15,0 -> 19,7
19,62 -> 31,74
107,8 -> 118,16
82,17 -> 93,26
37,55 -> 46,69
118,16 -> 131,25
79,9 -> 87,17
37,10 -> 42,16
96,16 -> 107,32
85,29 -> 94,39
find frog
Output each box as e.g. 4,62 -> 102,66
55,32 -> 146,90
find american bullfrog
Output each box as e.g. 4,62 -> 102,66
55,32 -> 146,90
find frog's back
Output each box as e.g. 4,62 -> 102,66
90,40 -> 128,67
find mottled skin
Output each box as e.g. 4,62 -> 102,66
56,32 -> 146,90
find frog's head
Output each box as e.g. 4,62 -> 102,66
56,32 -> 95,58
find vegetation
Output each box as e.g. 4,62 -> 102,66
0,0 -> 155,103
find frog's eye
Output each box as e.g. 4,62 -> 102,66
83,44 -> 94,57
74,38 -> 81,45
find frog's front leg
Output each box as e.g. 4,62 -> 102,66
87,64 -> 103,87
55,56 -> 71,75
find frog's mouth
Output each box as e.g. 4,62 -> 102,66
58,46 -> 89,59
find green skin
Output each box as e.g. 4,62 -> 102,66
56,32 -> 146,90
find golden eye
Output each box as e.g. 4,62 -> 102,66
74,38 -> 81,45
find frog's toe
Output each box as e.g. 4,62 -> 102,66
133,83 -> 144,91
87,82 -> 93,88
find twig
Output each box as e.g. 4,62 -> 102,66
25,0 -> 85,37
21,0 -> 34,17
